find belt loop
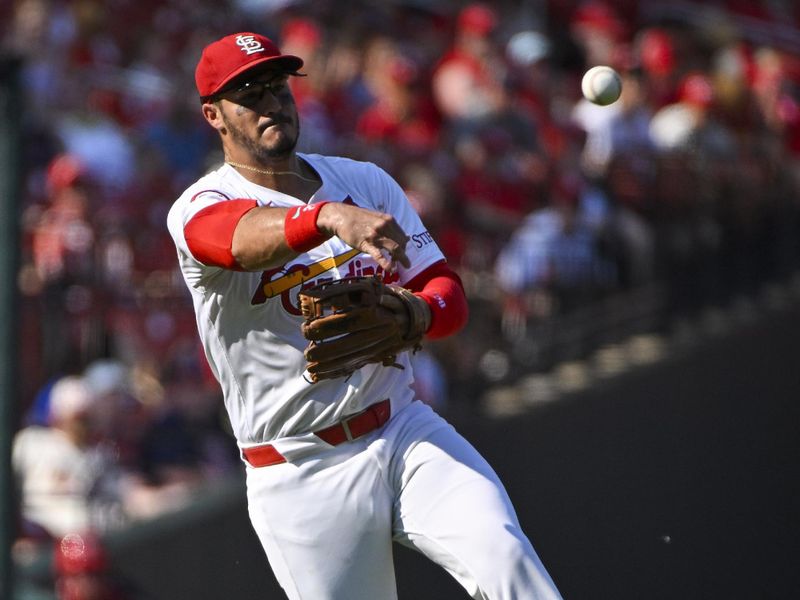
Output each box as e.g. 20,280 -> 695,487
341,418 -> 354,441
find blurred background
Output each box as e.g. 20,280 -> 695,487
1,0 -> 800,598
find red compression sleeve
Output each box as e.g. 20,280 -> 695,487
184,199 -> 258,270
284,201 -> 331,252
405,261 -> 469,339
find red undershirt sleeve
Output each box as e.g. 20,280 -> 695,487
405,260 -> 469,340
183,199 -> 258,270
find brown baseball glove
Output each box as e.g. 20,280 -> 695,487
298,276 -> 431,382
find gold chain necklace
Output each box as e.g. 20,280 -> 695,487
226,160 -> 318,183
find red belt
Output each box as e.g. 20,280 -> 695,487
242,399 -> 391,468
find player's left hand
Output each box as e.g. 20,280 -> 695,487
298,276 -> 431,382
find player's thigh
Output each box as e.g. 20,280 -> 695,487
245,441 -> 397,600
390,405 -> 560,599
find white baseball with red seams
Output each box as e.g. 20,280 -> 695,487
167,154 -> 563,599
581,65 -> 622,106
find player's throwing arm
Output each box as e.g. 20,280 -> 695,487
231,202 -> 410,273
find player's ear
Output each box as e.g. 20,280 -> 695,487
202,101 -> 226,132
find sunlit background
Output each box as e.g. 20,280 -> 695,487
2,1 -> 800,598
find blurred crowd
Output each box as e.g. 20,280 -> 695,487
3,0 -> 800,594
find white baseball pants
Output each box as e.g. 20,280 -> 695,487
245,400 -> 562,599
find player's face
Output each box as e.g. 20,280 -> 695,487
217,72 -> 300,161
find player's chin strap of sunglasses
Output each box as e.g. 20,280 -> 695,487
241,399 -> 391,467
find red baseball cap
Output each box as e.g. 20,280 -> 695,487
457,3 -> 497,36
195,32 -> 304,98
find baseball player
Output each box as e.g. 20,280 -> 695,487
167,32 -> 562,600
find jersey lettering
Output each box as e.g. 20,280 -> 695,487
250,248 -> 361,304
342,259 -> 400,284
411,230 -> 434,249
251,254 -> 401,312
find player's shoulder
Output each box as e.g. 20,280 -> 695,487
302,153 -> 389,184
167,164 -> 238,229
174,164 -> 237,205
302,152 -> 374,170
302,153 -> 400,211
12,425 -> 51,451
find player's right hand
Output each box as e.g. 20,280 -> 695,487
317,203 -> 411,273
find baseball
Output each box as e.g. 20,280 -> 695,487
581,65 -> 622,106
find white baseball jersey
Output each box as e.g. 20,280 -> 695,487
168,153 -> 563,600
167,154 -> 444,459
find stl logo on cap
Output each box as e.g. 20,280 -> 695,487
236,35 -> 265,55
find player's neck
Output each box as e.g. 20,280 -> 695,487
225,153 -> 320,201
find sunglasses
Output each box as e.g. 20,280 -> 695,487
212,73 -> 301,106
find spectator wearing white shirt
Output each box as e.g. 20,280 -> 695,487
13,376 -> 121,539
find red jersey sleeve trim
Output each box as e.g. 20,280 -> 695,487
190,189 -> 232,202
405,261 -> 469,339
184,199 -> 258,270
